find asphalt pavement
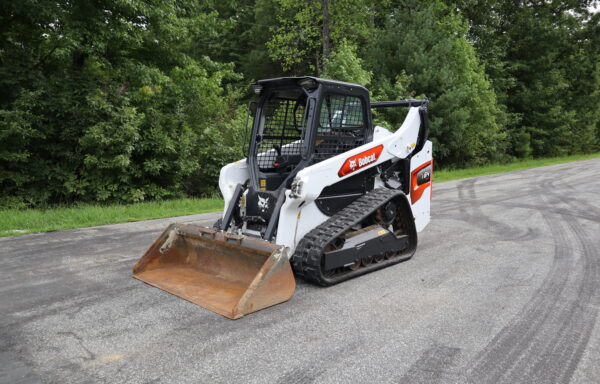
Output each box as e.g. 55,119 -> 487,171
1,159 -> 600,384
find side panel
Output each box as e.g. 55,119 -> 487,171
409,140 -> 433,232
372,125 -> 393,141
294,107 -> 422,203
372,127 -> 391,190
276,191 -> 329,254
219,160 -> 249,214
293,201 -> 329,250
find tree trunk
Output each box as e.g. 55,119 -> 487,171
322,0 -> 331,71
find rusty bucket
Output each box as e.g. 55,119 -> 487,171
132,223 -> 295,319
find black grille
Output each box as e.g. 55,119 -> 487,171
257,97 -> 306,170
313,95 -> 366,163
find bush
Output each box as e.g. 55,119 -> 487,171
0,0 -> 244,207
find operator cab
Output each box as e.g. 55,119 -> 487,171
248,77 -> 373,191
242,77 -> 374,237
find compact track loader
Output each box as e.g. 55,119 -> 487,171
133,77 -> 433,319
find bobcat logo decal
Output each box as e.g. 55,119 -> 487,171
258,196 -> 270,213
338,145 -> 384,177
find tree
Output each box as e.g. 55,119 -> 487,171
450,0 -> 600,156
0,0 -> 243,206
368,0 -> 506,166
266,0 -> 373,74
2,0 -> 598,208
323,39 -> 372,85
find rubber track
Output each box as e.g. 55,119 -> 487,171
291,188 -> 417,286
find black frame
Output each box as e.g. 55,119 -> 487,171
247,77 -> 374,193
370,99 -> 428,108
247,84 -> 313,192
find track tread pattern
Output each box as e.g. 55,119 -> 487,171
291,188 -> 416,286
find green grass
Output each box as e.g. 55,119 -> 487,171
0,198 -> 223,237
435,152 -> 600,183
2,152 -> 599,237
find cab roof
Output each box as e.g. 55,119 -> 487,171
255,76 -> 369,95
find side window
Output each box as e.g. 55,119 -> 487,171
314,94 -> 367,162
319,95 -> 364,131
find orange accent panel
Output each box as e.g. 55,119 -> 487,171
411,160 -> 432,204
338,145 -> 384,177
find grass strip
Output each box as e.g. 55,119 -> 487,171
0,198 -> 223,237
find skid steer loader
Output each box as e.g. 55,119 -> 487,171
133,77 -> 432,319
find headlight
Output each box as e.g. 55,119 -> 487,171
290,178 -> 303,198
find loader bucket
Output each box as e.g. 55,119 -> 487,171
132,223 -> 295,319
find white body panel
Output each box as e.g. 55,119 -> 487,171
409,140 -> 433,232
373,125 -> 393,140
276,198 -> 329,249
219,160 -> 249,214
218,106 -> 432,256
293,107 -> 421,203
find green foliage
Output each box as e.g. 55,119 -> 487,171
0,0 -> 244,206
189,101 -> 247,196
450,0 -> 600,157
371,72 -> 414,130
323,40 -> 372,85
369,1 -> 507,167
512,129 -> 532,159
267,0 -> 322,73
1,0 -> 599,209
265,0 -> 373,74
